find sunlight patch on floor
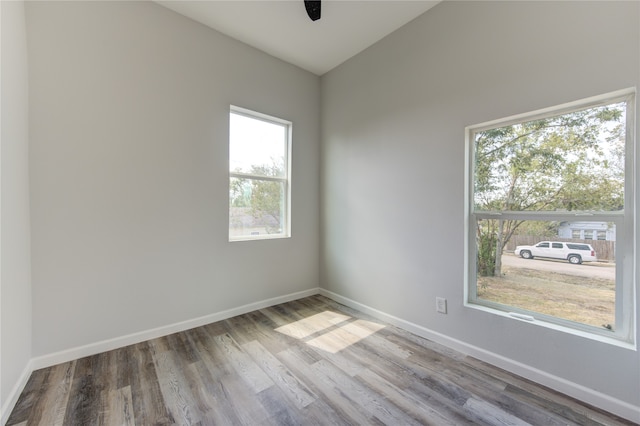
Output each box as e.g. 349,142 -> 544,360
276,311 -> 386,354
275,311 -> 351,339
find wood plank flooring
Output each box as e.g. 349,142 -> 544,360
6,295 -> 636,425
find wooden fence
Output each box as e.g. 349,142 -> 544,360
505,235 -> 615,262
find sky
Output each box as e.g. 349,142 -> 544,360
229,112 -> 287,175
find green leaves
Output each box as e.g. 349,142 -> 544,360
229,159 -> 286,235
474,102 -> 625,213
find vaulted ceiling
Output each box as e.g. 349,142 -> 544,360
157,1 -> 440,75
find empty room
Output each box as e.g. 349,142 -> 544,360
1,0 -> 639,424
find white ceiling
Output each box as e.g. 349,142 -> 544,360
157,1 -> 440,75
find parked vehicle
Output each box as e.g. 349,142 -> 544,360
514,241 -> 596,264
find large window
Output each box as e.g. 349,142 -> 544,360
229,106 -> 291,241
465,89 -> 635,344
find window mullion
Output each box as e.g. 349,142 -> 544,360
230,172 -> 287,183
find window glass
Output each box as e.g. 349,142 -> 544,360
473,102 -> 625,213
230,113 -> 287,178
475,219 -> 615,329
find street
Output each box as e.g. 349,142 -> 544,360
501,253 -> 615,281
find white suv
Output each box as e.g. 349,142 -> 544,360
514,241 -> 597,264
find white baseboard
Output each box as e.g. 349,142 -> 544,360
1,359 -> 33,426
1,287 -> 320,425
31,287 -> 321,371
319,288 -> 640,424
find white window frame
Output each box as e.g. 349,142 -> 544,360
464,89 -> 636,346
229,106 -> 292,242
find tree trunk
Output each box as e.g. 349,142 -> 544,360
494,219 -> 504,276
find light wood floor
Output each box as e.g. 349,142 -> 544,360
6,295 -> 636,425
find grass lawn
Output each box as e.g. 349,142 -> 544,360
477,265 -> 615,329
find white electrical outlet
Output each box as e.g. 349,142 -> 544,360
436,297 -> 447,314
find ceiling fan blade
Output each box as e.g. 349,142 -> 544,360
304,0 -> 321,21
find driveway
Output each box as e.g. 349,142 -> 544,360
502,253 -> 615,281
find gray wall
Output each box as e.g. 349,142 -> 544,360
26,1 -> 320,357
321,0 -> 639,411
1,0 -> 32,415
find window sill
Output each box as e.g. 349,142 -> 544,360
464,301 -> 637,351
229,234 -> 291,243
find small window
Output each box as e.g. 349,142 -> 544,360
466,89 -> 635,343
567,243 -> 591,251
229,106 -> 291,241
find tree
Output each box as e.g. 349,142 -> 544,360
229,160 -> 285,234
249,164 -> 284,233
474,102 -> 625,276
230,175 -> 250,207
